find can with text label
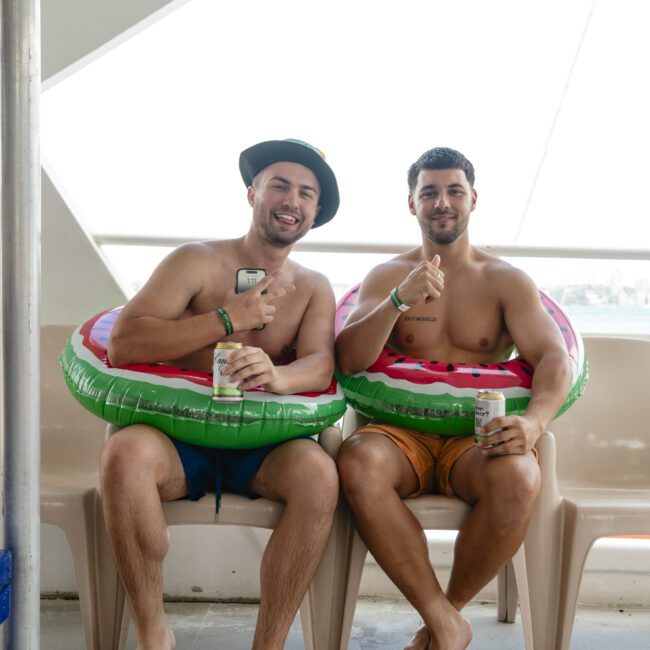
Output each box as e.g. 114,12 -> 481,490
474,390 -> 506,446
213,342 -> 243,401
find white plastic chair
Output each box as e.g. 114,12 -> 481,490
549,336 -> 650,650
94,424 -> 350,650
41,324 -> 107,650
336,407 -> 564,650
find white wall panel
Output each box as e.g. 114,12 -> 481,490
42,0 -> 188,86
42,169 -> 126,325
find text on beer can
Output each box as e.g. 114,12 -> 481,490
213,342 -> 243,401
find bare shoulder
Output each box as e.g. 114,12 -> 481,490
288,259 -> 334,297
361,248 -> 421,295
149,239 -> 235,283
478,251 -> 539,300
150,241 -> 211,274
165,240 -> 227,268
122,240 -> 230,317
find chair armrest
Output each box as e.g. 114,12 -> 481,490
318,426 -> 343,459
535,430 -> 560,500
341,405 -> 370,439
105,423 -> 121,441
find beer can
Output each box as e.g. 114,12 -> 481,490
213,342 -> 243,401
474,390 -> 506,446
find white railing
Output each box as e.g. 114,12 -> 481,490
93,234 -> 650,261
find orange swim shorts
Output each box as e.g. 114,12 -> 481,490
352,423 -> 477,498
353,423 -> 541,499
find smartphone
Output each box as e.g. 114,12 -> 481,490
236,268 -> 266,330
236,268 -> 266,294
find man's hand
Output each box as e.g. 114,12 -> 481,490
223,346 -> 286,393
396,254 -> 445,307
476,414 -> 544,456
223,270 -> 295,332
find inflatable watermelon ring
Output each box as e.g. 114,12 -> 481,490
61,308 -> 347,449
334,285 -> 587,436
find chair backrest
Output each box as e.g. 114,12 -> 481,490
41,325 -> 106,475
550,336 -> 650,489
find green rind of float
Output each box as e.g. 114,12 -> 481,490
336,360 -> 588,435
554,353 -> 589,419
61,339 -> 346,449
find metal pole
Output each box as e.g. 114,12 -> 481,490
1,0 -> 41,647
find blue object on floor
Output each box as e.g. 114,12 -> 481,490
0,549 -> 12,624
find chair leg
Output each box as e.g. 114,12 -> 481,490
497,559 -> 520,624
57,490 -> 101,650
300,598 -> 315,650
510,545 -> 535,650
556,506 -> 596,650
496,564 -> 507,622
521,432 -> 563,650
94,492 -> 129,650
338,528 -> 370,650
300,493 -> 357,650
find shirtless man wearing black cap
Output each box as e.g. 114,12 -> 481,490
102,139 -> 340,650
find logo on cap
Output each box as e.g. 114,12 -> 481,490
285,138 -> 326,160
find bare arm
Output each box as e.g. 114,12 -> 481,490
480,269 -> 572,455
336,256 -> 444,375
226,272 -> 336,394
108,244 -> 294,367
108,245 -> 222,366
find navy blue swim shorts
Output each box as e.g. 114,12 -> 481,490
169,436 -> 316,511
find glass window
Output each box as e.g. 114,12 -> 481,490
42,0 -> 650,335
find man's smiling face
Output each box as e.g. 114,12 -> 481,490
408,167 -> 477,246
249,161 -> 321,247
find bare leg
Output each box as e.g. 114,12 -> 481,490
249,439 -> 339,650
100,425 -> 189,650
446,446 -> 541,610
338,433 -> 472,650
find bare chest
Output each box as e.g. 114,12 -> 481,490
189,285 -> 309,362
391,283 -> 513,363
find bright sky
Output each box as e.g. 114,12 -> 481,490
41,0 -> 650,294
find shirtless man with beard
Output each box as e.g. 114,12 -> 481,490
102,139 -> 341,650
336,147 -> 571,650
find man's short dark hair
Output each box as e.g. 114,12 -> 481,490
407,147 -> 475,192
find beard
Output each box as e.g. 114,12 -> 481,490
422,223 -> 463,245
420,212 -> 469,246
258,217 -> 308,247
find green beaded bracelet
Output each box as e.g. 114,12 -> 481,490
216,307 -> 234,336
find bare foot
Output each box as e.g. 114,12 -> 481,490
405,600 -> 473,650
404,624 -> 430,650
427,605 -> 472,650
136,620 -> 175,650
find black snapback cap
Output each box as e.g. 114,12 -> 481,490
239,138 -> 340,228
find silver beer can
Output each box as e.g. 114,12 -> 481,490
474,390 -> 506,447
213,342 -> 243,401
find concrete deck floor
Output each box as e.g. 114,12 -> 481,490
40,597 -> 650,649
